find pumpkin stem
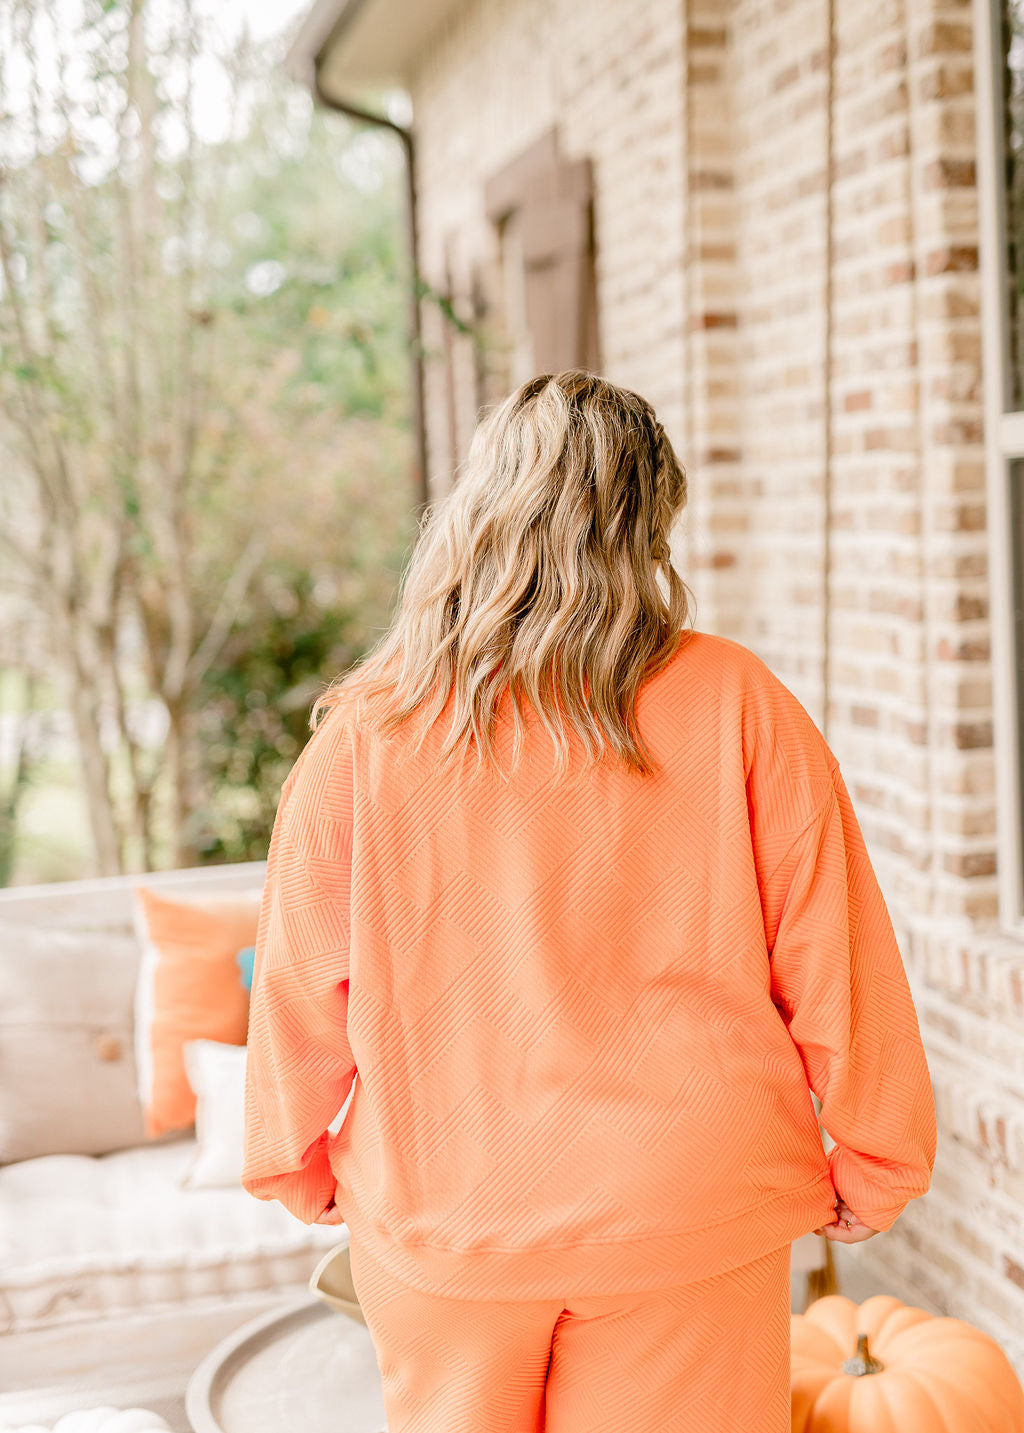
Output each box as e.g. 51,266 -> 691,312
841,1331 -> 885,1376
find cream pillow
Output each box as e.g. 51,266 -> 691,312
0,919 -> 148,1162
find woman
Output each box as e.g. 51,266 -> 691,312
242,369 -> 937,1433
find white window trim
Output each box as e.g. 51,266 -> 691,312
974,0 -> 1024,931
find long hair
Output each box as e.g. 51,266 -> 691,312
310,369 -> 696,779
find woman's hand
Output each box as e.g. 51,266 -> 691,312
813,1194 -> 879,1242
314,1197 -> 345,1226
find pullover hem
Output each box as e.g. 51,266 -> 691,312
332,1171 -> 841,1303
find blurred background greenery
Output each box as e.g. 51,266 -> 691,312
0,0 -> 419,884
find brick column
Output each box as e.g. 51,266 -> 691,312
682,15 -> 740,632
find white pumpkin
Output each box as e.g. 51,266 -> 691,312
85,1414 -> 170,1433
51,1411 -> 122,1433
17,1408 -> 173,1433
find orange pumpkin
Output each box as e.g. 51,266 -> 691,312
791,1293 -> 1024,1432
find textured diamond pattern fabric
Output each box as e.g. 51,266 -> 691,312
241,630 -> 937,1301
345,1225 -> 793,1433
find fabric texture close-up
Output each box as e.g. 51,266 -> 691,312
344,1221 -> 795,1433
241,627 -> 937,1304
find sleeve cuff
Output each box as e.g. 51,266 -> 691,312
827,1146 -> 909,1233
241,1134 -> 338,1226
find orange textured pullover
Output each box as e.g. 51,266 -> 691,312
241,630 -> 937,1300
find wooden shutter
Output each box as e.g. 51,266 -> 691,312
484,129 -> 599,377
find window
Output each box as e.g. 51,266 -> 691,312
976,0 -> 1024,928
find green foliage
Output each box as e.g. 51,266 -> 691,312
191,570 -> 365,863
184,97 -> 418,861
0,1 -> 418,878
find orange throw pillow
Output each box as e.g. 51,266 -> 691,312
133,886 -> 259,1138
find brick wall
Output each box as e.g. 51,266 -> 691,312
410,0 -> 690,530
402,0 -> 1024,1375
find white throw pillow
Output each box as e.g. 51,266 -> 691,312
181,1039 -> 249,1189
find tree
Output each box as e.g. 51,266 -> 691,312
0,0 -> 415,879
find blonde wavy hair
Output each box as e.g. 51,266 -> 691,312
310,369 -> 695,779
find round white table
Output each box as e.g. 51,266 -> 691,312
186,1232 -> 836,1432
186,1297 -> 387,1433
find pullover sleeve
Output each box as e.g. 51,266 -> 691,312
749,714 -> 937,1232
241,706 -> 357,1225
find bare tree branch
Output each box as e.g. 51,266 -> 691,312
184,532 -> 267,690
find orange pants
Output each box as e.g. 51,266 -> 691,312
347,1235 -> 793,1433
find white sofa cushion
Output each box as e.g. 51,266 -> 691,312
0,1136 -> 342,1334
0,920 -> 149,1163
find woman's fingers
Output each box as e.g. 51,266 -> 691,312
812,1195 -> 879,1240
819,1221 -> 877,1243
812,1212 -> 879,1241
314,1198 -> 346,1225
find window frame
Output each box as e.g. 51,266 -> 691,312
975,0 -> 1024,931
